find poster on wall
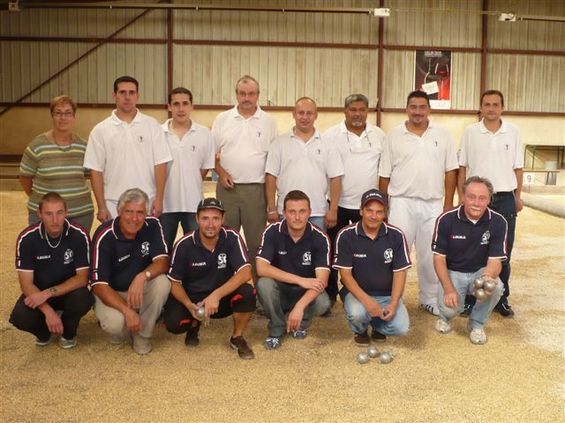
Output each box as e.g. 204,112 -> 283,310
414,50 -> 451,109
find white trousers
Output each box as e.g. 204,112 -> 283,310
388,196 -> 443,306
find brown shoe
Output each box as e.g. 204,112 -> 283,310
354,331 -> 370,346
230,336 -> 255,360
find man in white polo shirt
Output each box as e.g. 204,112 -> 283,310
457,90 -> 523,318
324,94 -> 386,306
212,75 -> 278,273
265,97 -> 344,232
379,91 -> 458,316
84,75 -> 172,222
160,87 -> 215,251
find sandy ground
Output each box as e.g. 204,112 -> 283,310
0,190 -> 564,422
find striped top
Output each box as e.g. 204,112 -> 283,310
19,132 -> 93,217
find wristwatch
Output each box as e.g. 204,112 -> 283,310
48,287 -> 57,296
144,270 -> 151,281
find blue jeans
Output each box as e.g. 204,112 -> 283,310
308,216 -> 326,232
342,293 -> 410,336
438,267 -> 503,330
159,212 -> 197,252
256,277 -> 330,337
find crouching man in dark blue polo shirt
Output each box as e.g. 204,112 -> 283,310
163,198 -> 256,360
10,192 -> 93,349
256,190 -> 331,350
91,188 -> 171,355
432,176 -> 505,345
334,189 -> 411,345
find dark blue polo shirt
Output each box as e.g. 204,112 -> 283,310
168,226 -> 250,295
256,220 -> 331,278
16,220 -> 90,290
91,216 -> 168,291
333,222 -> 411,296
432,205 -> 507,273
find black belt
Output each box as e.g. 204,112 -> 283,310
493,191 -> 513,197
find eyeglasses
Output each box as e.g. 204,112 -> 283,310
52,111 -> 74,118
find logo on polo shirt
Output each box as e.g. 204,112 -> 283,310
481,230 -> 490,245
141,241 -> 150,257
384,248 -> 393,264
37,255 -> 51,260
217,253 -> 227,269
302,252 -> 312,266
277,250 -> 288,255
63,249 -> 74,265
118,254 -> 130,262
451,235 -> 466,240
192,262 -> 206,267
353,253 -> 367,258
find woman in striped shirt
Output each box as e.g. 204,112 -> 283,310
19,96 -> 94,232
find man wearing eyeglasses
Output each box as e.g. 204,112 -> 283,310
212,75 -> 278,279
323,94 -> 386,309
84,75 -> 172,222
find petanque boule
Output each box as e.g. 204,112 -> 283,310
357,351 -> 370,364
378,351 -> 393,364
483,278 -> 497,293
367,346 -> 379,358
474,288 -> 488,301
473,277 -> 485,289
195,307 -> 206,320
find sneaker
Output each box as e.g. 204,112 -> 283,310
184,321 -> 201,347
420,303 -> 440,316
371,329 -> 387,343
495,302 -> 515,318
264,336 -> 282,350
109,334 -> 127,345
460,303 -> 473,318
132,334 -> 152,355
291,329 -> 308,339
469,326 -> 487,345
35,336 -> 52,347
354,331 -> 370,346
58,337 -> 77,349
230,336 -> 255,360
435,318 -> 452,334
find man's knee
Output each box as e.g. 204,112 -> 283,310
145,274 -> 171,302
64,288 -> 94,314
9,297 -> 39,330
231,283 -> 256,313
256,277 -> 277,298
94,299 -> 125,336
313,292 -> 330,316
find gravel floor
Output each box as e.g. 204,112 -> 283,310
1,191 -> 563,422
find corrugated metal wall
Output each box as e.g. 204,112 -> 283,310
0,0 -> 563,111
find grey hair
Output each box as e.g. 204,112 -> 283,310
235,75 -> 260,93
463,176 -> 494,198
344,94 -> 369,109
117,188 -> 150,212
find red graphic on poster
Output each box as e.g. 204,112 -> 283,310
414,50 -> 451,109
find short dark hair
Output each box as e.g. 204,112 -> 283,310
406,90 -> 430,107
283,190 -> 311,210
463,176 -> 494,198
113,75 -> 139,93
480,89 -> 505,108
344,94 -> 369,109
38,192 -> 66,211
168,87 -> 193,104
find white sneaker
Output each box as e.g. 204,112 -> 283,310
469,327 -> 487,345
420,303 -> 439,316
58,337 -> 77,349
435,319 -> 452,334
132,334 -> 152,355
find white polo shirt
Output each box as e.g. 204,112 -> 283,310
84,109 -> 172,201
212,105 -> 278,183
161,119 -> 215,213
266,129 -> 344,217
324,121 -> 385,209
379,121 -> 458,200
459,119 -> 524,192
